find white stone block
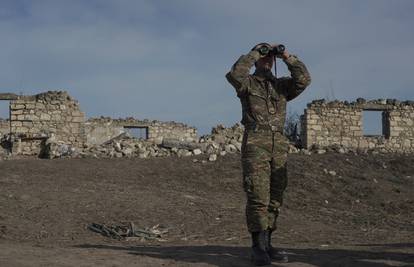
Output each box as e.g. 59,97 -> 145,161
311,125 -> 322,131
72,116 -> 84,123
193,149 -> 202,155
40,114 -> 51,121
208,154 -> 217,161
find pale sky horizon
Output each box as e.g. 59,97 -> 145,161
0,0 -> 413,134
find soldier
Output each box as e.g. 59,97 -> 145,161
226,43 -> 311,266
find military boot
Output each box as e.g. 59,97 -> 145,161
265,229 -> 289,263
251,231 -> 271,266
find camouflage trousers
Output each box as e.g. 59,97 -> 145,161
241,129 -> 289,232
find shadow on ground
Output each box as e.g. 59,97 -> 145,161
75,243 -> 414,267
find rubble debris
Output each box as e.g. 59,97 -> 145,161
208,154 -> 217,162
161,138 -> 201,150
44,123 -> 246,160
3,120 -> 412,161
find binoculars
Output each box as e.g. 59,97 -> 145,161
257,44 -> 285,56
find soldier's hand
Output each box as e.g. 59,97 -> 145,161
271,43 -> 290,60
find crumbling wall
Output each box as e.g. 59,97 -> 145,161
301,99 -> 414,153
147,120 -> 197,143
9,91 -> 86,155
85,117 -> 197,146
0,119 -> 9,136
80,123 -> 242,160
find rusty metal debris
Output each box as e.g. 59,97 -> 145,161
87,222 -> 168,241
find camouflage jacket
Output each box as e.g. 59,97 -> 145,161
226,50 -> 311,132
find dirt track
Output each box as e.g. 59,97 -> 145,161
0,153 -> 413,266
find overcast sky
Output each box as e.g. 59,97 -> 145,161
0,0 -> 413,134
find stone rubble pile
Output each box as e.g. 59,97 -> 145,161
41,123 -> 245,160
198,124 -> 244,157
83,133 -> 172,159
4,122 -> 410,161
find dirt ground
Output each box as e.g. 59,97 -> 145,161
0,153 -> 413,267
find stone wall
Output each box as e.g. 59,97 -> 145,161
9,91 -> 86,155
0,118 -> 9,136
85,117 -> 197,146
301,99 -> 414,153
1,91 -> 198,156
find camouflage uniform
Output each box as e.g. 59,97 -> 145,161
226,49 -> 311,233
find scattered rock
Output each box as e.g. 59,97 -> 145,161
301,149 -> 312,155
42,135 -> 77,159
338,148 -> 346,154
114,142 -> 122,152
323,169 -> 337,176
208,154 -> 217,162
317,149 -> 326,154
193,149 -> 202,155
328,170 -> 337,176
122,148 -> 133,157
177,149 -> 191,157
288,145 -> 299,154
225,144 -> 237,153
30,122 -> 404,161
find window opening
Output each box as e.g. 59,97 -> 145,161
362,110 -> 384,136
123,126 -> 148,139
0,101 -> 10,135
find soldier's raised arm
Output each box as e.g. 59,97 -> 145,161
225,45 -> 266,96
278,53 -> 311,101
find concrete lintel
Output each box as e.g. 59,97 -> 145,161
123,124 -> 150,128
119,122 -> 151,127
0,93 -> 19,100
360,103 -> 393,111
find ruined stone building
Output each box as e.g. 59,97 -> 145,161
85,117 -> 197,145
0,91 -> 86,155
1,90 -> 413,157
0,91 -> 197,156
300,99 -> 414,153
